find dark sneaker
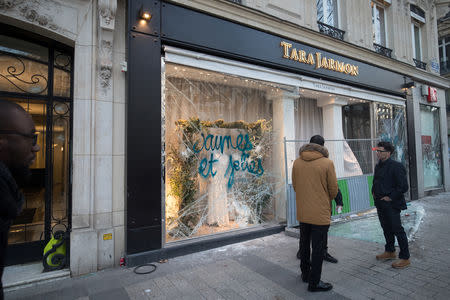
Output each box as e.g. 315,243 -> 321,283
301,273 -> 308,283
308,281 -> 333,292
324,252 -> 338,263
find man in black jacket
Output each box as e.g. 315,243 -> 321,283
0,100 -> 40,299
372,141 -> 410,269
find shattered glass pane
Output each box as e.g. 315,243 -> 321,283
420,105 -> 443,189
163,63 -> 288,242
376,103 -> 407,166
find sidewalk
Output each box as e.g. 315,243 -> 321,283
5,192 -> 450,300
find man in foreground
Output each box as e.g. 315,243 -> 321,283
0,100 -> 40,299
292,135 -> 338,292
372,141 -> 410,269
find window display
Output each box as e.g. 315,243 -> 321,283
420,105 -> 442,189
164,63 -> 287,242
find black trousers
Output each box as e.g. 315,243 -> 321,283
375,200 -> 410,259
0,228 -> 7,300
299,222 -> 329,286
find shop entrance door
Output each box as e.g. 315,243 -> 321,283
0,27 -> 73,265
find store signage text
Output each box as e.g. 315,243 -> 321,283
427,87 -> 437,103
193,132 -> 264,188
280,41 -> 359,77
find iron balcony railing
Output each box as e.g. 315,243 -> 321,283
413,58 -> 427,70
373,43 -> 393,58
317,21 -> 345,41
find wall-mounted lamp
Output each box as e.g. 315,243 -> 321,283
139,6 -> 151,21
402,82 -> 415,89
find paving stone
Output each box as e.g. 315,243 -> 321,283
4,193 -> 450,300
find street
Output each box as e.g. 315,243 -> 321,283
6,192 -> 450,300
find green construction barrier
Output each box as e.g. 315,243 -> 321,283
367,175 -> 374,207
332,179 -> 350,216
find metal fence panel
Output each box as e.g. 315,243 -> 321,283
347,175 -> 371,212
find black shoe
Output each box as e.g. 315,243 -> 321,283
308,281 -> 333,292
301,273 -> 308,283
324,252 -> 338,263
296,250 -> 301,259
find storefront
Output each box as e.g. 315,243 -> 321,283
126,2 -> 409,265
2,0 -> 448,274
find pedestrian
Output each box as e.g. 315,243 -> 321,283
292,135 -> 338,292
296,189 -> 342,263
0,100 -> 40,300
372,141 -> 410,269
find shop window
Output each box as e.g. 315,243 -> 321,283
164,63 -> 288,242
420,105 -> 443,189
376,103 -> 407,166
342,101 -> 373,174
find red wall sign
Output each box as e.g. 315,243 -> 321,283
427,87 -> 437,102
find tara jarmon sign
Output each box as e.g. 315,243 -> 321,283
280,41 -> 359,77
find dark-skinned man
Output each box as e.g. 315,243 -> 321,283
0,99 -> 40,299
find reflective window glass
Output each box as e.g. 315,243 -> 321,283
0,35 -> 48,62
420,105 -> 442,189
164,63 -> 288,242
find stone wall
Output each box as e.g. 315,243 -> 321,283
0,0 -> 126,276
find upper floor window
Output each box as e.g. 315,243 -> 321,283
371,1 -> 386,46
410,4 -> 426,69
438,36 -> 450,74
317,0 -> 338,27
316,0 -> 345,40
412,23 -> 422,60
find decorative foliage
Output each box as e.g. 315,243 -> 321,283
166,117 -> 274,238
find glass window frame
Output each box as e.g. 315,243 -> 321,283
419,104 -> 443,190
162,59 -> 294,244
317,0 -> 339,28
371,1 -> 387,46
438,36 -> 450,64
411,21 -> 422,60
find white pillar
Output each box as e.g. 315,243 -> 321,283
272,91 -> 297,221
317,97 -> 347,178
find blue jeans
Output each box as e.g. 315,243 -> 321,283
375,200 -> 410,259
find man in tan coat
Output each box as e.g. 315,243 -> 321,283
292,135 -> 338,292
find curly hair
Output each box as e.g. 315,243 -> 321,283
377,141 -> 394,154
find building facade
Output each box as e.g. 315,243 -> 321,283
436,0 -> 450,163
0,0 -> 448,275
